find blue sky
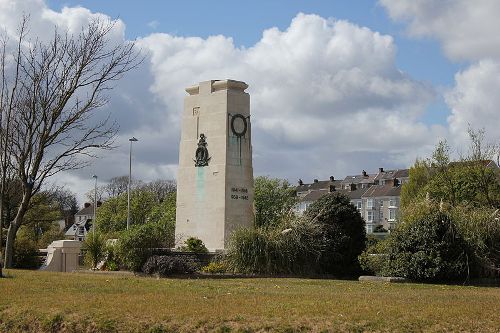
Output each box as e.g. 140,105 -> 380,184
47,0 -> 460,125
3,0 -> 499,202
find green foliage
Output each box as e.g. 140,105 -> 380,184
117,222 -> 173,272
13,230 -> 41,269
401,132 -> 500,210
254,176 -> 297,228
38,223 -> 64,249
359,237 -> 390,276
384,208 -> 469,281
201,262 -> 227,274
304,192 -> 367,275
181,237 -> 208,253
83,232 -> 106,270
96,191 -> 176,235
451,205 -> 500,277
225,218 -> 324,275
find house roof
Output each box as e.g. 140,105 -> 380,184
76,205 -> 94,216
296,179 -> 343,192
299,189 -> 329,202
341,174 -> 377,185
362,184 -> 402,198
374,169 -> 409,181
336,187 -> 369,200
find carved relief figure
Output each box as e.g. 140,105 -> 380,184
194,133 -> 210,167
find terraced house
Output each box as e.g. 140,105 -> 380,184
295,168 -> 409,234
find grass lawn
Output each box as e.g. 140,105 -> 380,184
0,269 -> 499,332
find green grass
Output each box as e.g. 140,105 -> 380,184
1,269 -> 499,332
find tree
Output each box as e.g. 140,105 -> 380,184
104,175 -> 129,198
254,176 -> 297,228
1,17 -> 140,268
140,179 -> 176,203
304,192 -> 366,275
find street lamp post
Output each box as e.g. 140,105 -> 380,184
92,174 -> 97,234
127,137 -> 138,230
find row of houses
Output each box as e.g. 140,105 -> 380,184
294,168 -> 410,234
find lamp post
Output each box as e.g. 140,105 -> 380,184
127,137 -> 138,230
92,174 -> 97,234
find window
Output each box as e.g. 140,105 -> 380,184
367,211 -> 373,222
380,200 -> 384,207
389,209 -> 396,221
356,201 -> 362,210
366,224 -> 373,234
389,199 -> 396,207
367,199 -> 373,209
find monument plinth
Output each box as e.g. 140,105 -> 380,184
175,79 -> 254,251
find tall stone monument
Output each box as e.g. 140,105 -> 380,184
175,79 -> 254,251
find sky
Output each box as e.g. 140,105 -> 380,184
1,0 -> 499,205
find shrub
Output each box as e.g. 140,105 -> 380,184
13,236 -> 41,269
181,237 -> 208,253
201,262 -> 227,274
384,210 -> 470,281
117,223 -> 170,271
304,192 -> 367,275
225,218 -> 324,275
359,238 -> 390,276
142,255 -> 199,276
450,205 -> 500,277
83,232 -> 106,270
102,240 -> 120,271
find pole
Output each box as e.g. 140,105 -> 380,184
92,174 -> 97,234
127,137 -> 138,230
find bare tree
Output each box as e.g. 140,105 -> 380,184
104,175 -> 129,198
1,17 -> 141,268
142,179 -> 176,203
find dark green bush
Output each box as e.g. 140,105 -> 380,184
117,223 -> 171,271
13,236 -> 41,269
181,237 -> 208,253
385,211 -> 470,281
304,192 -> 367,275
142,255 -> 199,276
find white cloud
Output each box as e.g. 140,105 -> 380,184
381,0 -> 500,149
1,1 -> 442,203
445,60 -> 500,145
380,0 -> 500,61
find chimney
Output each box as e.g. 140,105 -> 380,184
329,185 -> 336,192
362,170 -> 367,177
379,167 -> 384,173
350,183 -> 357,191
84,202 -> 91,208
393,178 -> 400,187
329,176 -> 335,181
298,179 -> 303,186
313,179 -> 319,183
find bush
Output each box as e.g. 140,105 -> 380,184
83,232 -> 106,270
359,238 -> 390,276
181,237 -> 208,253
384,210 -> 470,281
117,223 -> 171,271
225,218 -> 324,275
142,255 -> 199,276
304,192 -> 367,275
201,262 -> 227,274
101,240 -> 120,271
13,236 -> 41,269
450,205 -> 500,277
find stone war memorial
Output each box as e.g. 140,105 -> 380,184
175,79 -> 254,251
